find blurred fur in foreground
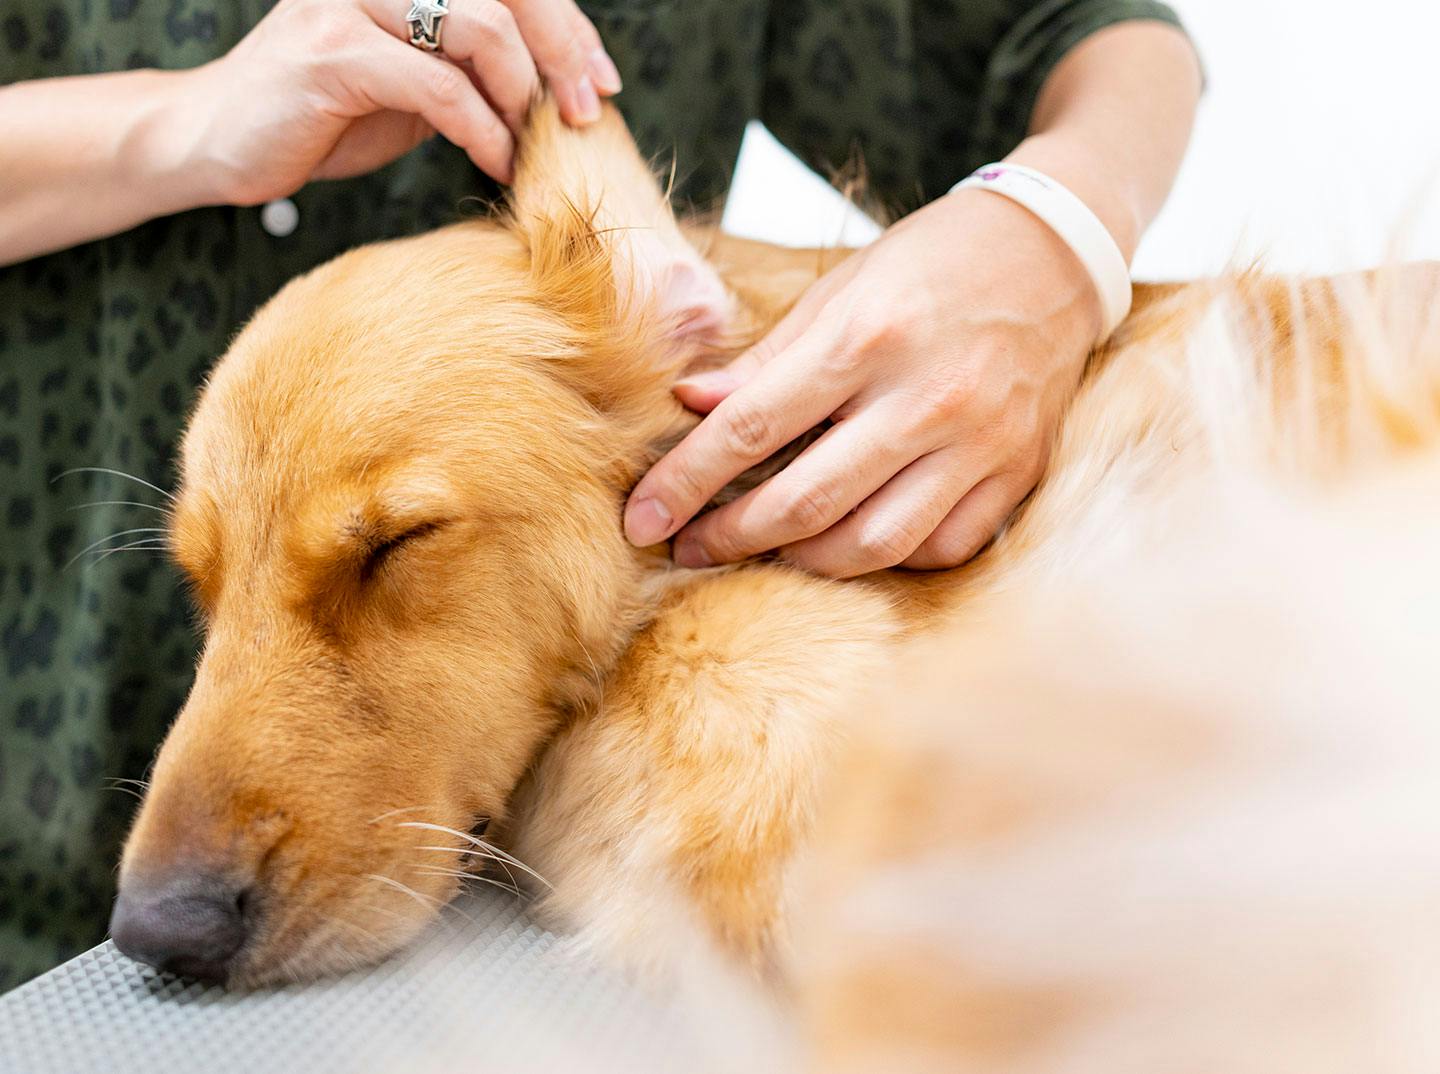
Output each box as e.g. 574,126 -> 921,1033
796,271 -> 1440,1073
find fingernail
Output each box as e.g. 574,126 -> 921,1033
589,49 -> 623,95
573,78 -> 601,123
625,496 -> 673,546
674,537 -> 714,569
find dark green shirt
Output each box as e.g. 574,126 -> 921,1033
0,0 -> 1184,990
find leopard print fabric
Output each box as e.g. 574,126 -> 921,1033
0,0 -> 1183,990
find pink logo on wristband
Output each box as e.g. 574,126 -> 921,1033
951,162 -> 1132,340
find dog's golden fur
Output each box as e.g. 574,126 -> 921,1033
118,98 -> 1440,1067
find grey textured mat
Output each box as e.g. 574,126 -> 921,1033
0,888 -> 711,1073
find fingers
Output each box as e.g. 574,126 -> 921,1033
669,274 -> 844,413
310,111 -> 435,180
625,334 -> 847,548
358,0 -> 539,133
779,453 -> 987,579
901,474 -> 1020,570
349,31 -> 516,180
671,369 -> 743,414
671,410 -> 924,568
444,2 -> 539,132
672,351 -> 764,414
501,0 -> 620,124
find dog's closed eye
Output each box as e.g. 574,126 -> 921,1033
359,521 -> 446,583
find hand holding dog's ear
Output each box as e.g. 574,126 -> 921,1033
624,190 -> 1105,578
177,0 -> 619,203
498,0 -> 623,125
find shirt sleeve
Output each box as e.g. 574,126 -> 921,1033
965,0 -> 1195,170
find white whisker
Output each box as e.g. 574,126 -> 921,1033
52,466 -> 175,503
68,499 -> 172,515
367,804 -> 437,825
362,872 -> 475,925
65,527 -> 169,569
415,844 -> 520,890
573,629 -> 606,711
328,915 -> 382,948
411,864 -> 524,899
416,843 -> 500,859
363,872 -> 442,910
352,897 -> 409,925
91,538 -> 170,564
102,776 -> 150,803
104,777 -> 150,790
396,821 -> 552,889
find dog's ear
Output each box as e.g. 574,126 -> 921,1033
508,97 -> 733,349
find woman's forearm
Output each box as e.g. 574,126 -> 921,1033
1006,20 -> 1203,263
1,0 -> 625,269
0,69 -> 218,267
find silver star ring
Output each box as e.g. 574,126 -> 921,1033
406,0 -> 449,52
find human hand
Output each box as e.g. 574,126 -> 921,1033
177,0 -> 620,202
623,189 -> 1104,578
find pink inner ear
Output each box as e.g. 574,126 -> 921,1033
625,230 -> 734,344
660,256 -> 733,341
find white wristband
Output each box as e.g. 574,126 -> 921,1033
949,163 -> 1132,341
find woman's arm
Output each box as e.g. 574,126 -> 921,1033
1008,19 -> 1202,262
0,70 -> 220,266
624,20 -> 1202,576
0,0 -> 622,267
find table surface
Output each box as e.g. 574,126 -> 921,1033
0,888 -> 725,1073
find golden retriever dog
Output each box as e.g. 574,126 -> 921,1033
108,97 -> 1440,1068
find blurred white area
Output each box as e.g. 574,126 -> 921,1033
723,121 -> 885,248
721,0 -> 1440,279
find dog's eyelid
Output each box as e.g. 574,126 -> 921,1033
374,517 -> 450,547
357,518 -> 451,583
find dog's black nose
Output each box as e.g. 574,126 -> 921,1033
109,876 -> 247,983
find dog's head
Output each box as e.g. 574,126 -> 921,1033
110,101 -> 734,986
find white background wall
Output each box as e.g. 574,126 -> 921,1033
722,0 -> 1440,279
